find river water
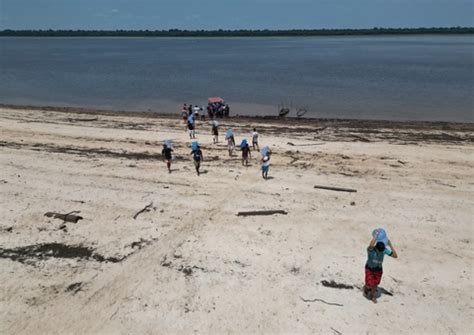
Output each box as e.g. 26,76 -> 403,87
0,36 -> 473,122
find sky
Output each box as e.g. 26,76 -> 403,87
1,0 -> 473,30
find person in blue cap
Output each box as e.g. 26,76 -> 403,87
240,139 -> 251,166
191,142 -> 203,176
260,147 -> 271,179
364,229 -> 398,303
162,141 -> 173,173
187,115 -> 196,139
225,129 -> 235,156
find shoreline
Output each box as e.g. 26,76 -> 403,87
1,103 -> 473,132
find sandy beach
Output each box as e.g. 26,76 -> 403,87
0,105 -> 473,334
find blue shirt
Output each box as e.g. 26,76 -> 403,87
366,247 -> 393,270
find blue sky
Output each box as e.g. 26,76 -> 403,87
1,0 -> 473,30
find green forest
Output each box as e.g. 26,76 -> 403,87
1,27 -> 472,37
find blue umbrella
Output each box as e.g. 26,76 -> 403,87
240,139 -> 248,148
225,129 -> 233,139
164,140 -> 172,148
191,141 -> 199,151
187,115 -> 195,124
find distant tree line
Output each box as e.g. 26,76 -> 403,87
0,27 -> 472,37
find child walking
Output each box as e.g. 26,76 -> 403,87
191,142 -> 203,176
162,141 -> 173,173
240,139 -> 251,166
363,229 -> 398,303
252,128 -> 259,150
187,115 -> 196,139
212,119 -> 219,144
261,155 -> 270,179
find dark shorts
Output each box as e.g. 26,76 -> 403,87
365,267 -> 383,288
262,165 -> 269,173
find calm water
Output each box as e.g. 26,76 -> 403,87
0,36 -> 473,122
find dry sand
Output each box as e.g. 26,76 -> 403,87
0,106 -> 473,334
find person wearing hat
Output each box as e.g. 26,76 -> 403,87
240,139 -> 251,166
191,142 -> 203,176
363,229 -> 398,303
162,141 -> 173,173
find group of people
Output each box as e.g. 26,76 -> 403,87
173,103 -> 399,302
164,111 -> 271,179
207,102 -> 230,119
182,104 -> 203,139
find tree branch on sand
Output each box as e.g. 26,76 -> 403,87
237,210 -> 288,216
313,185 -> 357,193
133,202 -> 153,219
299,296 -> 343,306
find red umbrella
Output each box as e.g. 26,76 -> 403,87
208,96 -> 224,104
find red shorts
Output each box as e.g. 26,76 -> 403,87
365,267 -> 383,288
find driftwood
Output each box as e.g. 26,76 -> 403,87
433,180 -> 456,188
313,185 -> 357,193
237,210 -> 288,217
44,211 -> 83,223
299,296 -> 343,307
133,202 -> 153,219
351,134 -> 370,142
287,142 -> 325,147
68,117 -> 99,122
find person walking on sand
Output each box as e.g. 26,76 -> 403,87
182,104 -> 189,125
212,119 -> 219,144
225,129 -> 235,156
240,139 -> 251,166
363,229 -> 398,303
187,115 -> 196,139
252,128 -> 259,150
191,142 -> 203,176
260,146 -> 271,179
162,141 -> 173,173
261,155 -> 270,179
193,105 -> 200,119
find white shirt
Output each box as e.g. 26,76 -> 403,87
252,131 -> 259,142
262,156 -> 270,167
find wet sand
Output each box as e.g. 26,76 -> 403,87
0,106 -> 473,334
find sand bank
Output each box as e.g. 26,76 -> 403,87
0,106 -> 473,334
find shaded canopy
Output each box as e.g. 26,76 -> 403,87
208,97 -> 224,104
